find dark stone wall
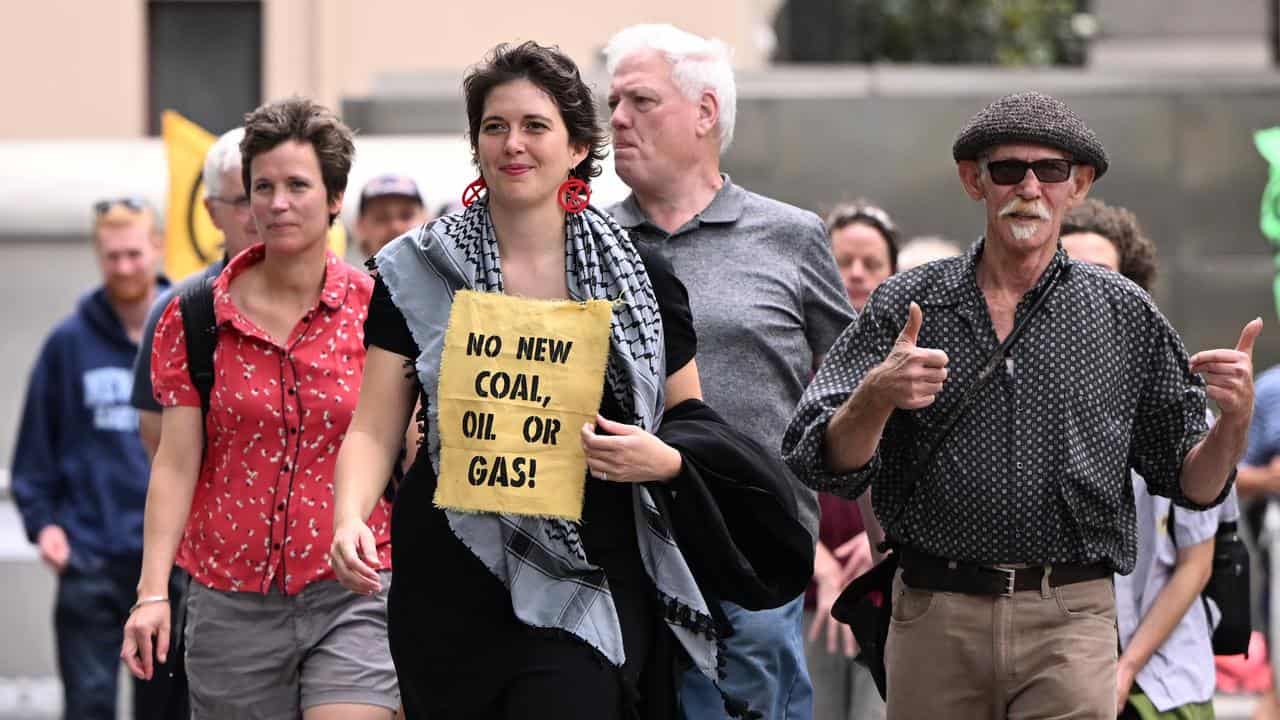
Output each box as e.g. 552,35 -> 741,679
346,69 -> 1280,369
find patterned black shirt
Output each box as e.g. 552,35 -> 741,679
782,240 -> 1225,574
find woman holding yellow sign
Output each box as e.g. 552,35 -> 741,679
330,42 -> 809,720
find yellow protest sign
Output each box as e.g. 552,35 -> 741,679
161,110 -> 348,281
435,290 -> 613,521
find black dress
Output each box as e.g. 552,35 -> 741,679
364,248 -> 697,720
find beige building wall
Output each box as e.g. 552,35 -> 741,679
2,0 -> 146,138
2,0 -> 774,139
264,0 -> 777,112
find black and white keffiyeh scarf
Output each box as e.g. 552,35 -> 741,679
373,200 -> 723,682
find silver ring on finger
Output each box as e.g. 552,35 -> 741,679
601,471 -> 608,482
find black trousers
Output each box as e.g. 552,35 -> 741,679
392,626 -> 623,720
55,555 -> 189,720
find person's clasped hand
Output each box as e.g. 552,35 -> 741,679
1115,657 -> 1138,714
809,532 -> 874,658
36,525 -> 70,574
809,557 -> 855,657
580,414 -> 682,483
834,531 -> 874,584
122,599 -> 170,681
329,519 -> 383,595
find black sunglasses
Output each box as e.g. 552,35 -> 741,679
93,196 -> 149,215
984,159 -> 1074,185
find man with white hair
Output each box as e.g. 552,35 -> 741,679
604,24 -> 855,720
132,126 -> 258,455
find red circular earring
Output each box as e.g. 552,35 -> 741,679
557,178 -> 590,214
461,176 -> 487,208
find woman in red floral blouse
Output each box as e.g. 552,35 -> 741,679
122,97 -> 398,718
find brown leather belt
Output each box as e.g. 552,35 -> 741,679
899,547 -> 1111,597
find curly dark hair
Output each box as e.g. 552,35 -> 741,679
1061,198 -> 1157,291
240,97 -> 355,225
825,199 -> 900,273
463,41 -> 608,182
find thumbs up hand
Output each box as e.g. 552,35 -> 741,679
897,301 -> 925,347
870,302 -> 950,410
1189,317 -> 1263,421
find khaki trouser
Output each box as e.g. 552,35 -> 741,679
885,569 -> 1117,719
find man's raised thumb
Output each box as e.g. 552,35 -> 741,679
896,302 -> 923,346
1236,317 -> 1263,355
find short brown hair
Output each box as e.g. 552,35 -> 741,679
463,42 -> 608,182
1061,198 -> 1157,291
240,97 -> 355,224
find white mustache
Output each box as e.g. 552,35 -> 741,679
998,198 -> 1050,220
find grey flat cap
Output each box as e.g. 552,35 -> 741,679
952,91 -> 1108,179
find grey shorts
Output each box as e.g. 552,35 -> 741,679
184,573 -> 399,719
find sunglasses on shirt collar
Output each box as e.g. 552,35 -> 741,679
982,158 -> 1075,186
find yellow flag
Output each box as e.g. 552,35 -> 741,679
434,290 -> 613,521
161,110 -> 348,281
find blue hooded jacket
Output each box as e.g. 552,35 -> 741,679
11,285 -> 159,564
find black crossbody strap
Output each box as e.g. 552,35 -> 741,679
883,261 -> 1070,547
178,276 -> 218,418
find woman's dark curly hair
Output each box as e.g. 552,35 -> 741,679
463,41 -> 608,182
240,96 -> 355,225
1061,198 -> 1157,292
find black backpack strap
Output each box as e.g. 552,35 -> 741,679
178,276 -> 218,417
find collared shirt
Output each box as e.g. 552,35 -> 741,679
783,239 -> 1221,573
151,245 -> 390,594
610,175 -> 856,541
1117,472 -> 1235,711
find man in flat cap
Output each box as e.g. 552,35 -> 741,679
783,91 -> 1260,717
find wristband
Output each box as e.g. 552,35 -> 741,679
130,595 -> 169,614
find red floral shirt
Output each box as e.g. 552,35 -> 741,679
152,245 -> 391,595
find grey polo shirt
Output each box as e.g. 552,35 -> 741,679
610,176 -> 856,541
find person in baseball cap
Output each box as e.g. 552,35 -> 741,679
355,173 -> 427,257
784,90 -> 1256,718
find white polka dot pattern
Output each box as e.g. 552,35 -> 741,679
782,240 -> 1218,573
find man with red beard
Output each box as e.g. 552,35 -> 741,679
11,198 -> 165,719
784,91 -> 1258,718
